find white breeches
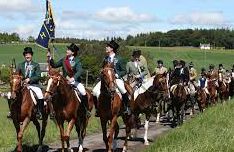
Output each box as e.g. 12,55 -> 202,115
70,81 -> 86,96
92,79 -> 127,98
28,85 -> 43,99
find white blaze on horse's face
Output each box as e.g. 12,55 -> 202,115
46,78 -> 53,92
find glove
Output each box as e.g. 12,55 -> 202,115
115,73 -> 119,78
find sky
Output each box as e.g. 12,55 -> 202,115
0,0 -> 233,40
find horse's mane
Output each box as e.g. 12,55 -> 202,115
49,69 -> 67,84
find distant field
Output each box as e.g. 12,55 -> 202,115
129,46 -> 234,73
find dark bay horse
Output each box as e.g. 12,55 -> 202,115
10,71 -> 48,152
196,88 -> 208,112
44,69 -> 93,152
170,82 -> 187,126
97,62 -> 133,152
130,73 -> 169,145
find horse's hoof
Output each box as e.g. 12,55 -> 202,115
37,145 -> 43,152
69,148 -> 74,152
78,145 -> 83,152
144,141 -> 149,145
122,146 -> 127,152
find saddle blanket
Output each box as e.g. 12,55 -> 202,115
134,76 -> 155,100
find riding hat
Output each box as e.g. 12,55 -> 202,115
209,64 -> 215,69
157,60 -> 163,64
67,43 -> 79,52
180,60 -> 186,66
219,64 -> 223,67
23,47 -> 33,56
106,40 -> 119,50
189,62 -> 194,67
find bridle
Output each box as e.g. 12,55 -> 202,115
101,67 -> 117,96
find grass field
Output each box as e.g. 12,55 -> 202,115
144,100 -> 234,152
0,44 -> 234,151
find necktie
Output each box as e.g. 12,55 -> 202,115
108,56 -> 111,63
25,62 -> 30,78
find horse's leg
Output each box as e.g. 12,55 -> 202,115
122,115 -> 132,152
75,121 -> 83,152
108,115 -> 118,152
65,118 -> 76,151
144,114 -> 150,145
100,118 -> 108,150
32,118 -> 41,144
113,122 -> 119,151
17,117 -> 30,152
58,122 -> 65,152
12,117 -> 21,152
38,110 -> 49,151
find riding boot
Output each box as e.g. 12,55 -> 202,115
81,95 -> 91,118
93,96 -> 100,117
36,99 -> 44,120
122,93 -> 131,115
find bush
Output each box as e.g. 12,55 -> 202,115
0,66 -> 10,83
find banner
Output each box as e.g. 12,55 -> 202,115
36,0 -> 55,49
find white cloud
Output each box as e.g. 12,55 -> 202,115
0,0 -> 40,20
94,7 -> 156,23
171,11 -> 226,25
12,24 -> 35,39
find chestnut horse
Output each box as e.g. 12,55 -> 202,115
130,73 -> 169,145
97,62 -> 133,152
218,73 -> 230,102
171,82 -> 187,126
44,69 -> 93,152
196,88 -> 208,112
207,80 -> 218,105
10,71 -> 48,152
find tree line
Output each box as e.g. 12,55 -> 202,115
125,28 -> 234,49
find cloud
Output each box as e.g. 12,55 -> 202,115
0,0 -> 40,20
170,11 -> 226,25
94,7 -> 156,23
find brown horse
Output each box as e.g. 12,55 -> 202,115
218,73 -> 230,102
196,88 -> 208,112
44,69 -> 93,152
97,62 -> 133,152
130,73 -> 169,145
10,71 -> 48,152
207,80 -> 218,105
171,82 -> 187,126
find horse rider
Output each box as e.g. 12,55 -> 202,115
170,60 -> 190,96
188,62 -> 197,91
155,59 -> 168,75
218,64 -> 226,75
207,64 -> 219,87
47,43 -> 89,113
11,47 -> 44,119
231,64 -> 234,79
197,68 -> 209,95
92,40 -> 131,116
126,50 -> 148,89
134,49 -> 151,79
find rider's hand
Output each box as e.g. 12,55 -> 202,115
24,78 -> 30,84
68,77 -> 75,83
115,74 -> 119,78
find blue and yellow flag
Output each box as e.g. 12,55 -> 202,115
36,0 -> 55,49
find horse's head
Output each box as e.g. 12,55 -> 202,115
100,62 -> 116,94
10,71 -> 23,100
153,73 -> 169,98
44,69 -> 63,100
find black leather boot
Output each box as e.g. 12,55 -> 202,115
81,95 -> 91,117
122,93 -> 131,115
36,99 -> 44,120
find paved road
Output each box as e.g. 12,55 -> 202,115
47,118 -> 173,152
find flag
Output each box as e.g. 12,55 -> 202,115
36,0 -> 55,49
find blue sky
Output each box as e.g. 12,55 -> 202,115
0,0 -> 233,39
